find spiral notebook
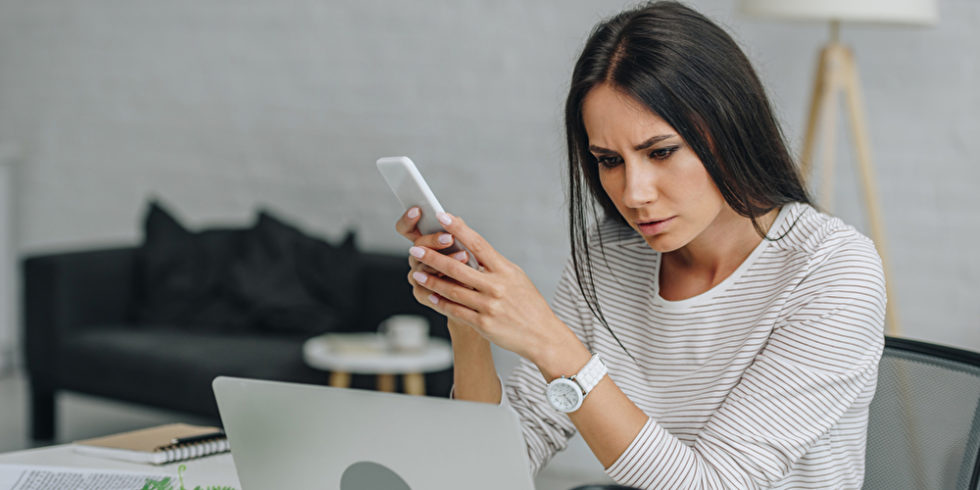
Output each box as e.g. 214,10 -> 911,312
72,423 -> 230,465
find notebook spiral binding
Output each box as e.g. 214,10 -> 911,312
158,438 -> 231,464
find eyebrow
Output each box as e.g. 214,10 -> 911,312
589,134 -> 676,154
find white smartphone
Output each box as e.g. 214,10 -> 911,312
376,156 -> 480,269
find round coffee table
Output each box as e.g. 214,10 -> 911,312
302,333 -> 453,395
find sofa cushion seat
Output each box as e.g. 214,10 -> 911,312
58,326 -> 326,417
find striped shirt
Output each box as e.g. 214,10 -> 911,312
503,202 -> 886,489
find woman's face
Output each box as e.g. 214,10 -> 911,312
582,83 -> 728,253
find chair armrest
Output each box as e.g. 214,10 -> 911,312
23,246 -> 139,377
354,251 -> 448,340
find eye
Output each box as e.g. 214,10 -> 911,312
594,155 -> 623,169
649,146 -> 679,160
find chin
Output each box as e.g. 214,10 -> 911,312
641,234 -> 684,253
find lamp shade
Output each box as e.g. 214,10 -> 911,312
740,0 -> 938,26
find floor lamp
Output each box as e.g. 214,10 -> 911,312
740,0 -> 938,337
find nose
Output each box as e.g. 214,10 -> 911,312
621,158 -> 657,208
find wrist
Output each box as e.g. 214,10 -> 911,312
447,319 -> 487,343
532,321 -> 592,382
445,320 -> 500,405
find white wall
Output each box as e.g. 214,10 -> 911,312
1,0 -> 978,363
4,0 -> 975,357
1,0 -> 977,480
0,143 -> 18,373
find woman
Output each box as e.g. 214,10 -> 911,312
396,2 -> 885,488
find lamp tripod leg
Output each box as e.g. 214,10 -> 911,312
840,49 -> 900,336
801,47 -> 831,181
802,43 -> 900,336
802,45 -> 845,212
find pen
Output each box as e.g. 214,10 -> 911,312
171,430 -> 226,446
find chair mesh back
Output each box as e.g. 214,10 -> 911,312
865,339 -> 980,489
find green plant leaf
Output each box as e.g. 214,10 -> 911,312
141,476 -> 174,490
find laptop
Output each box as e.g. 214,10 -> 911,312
212,376 -> 536,490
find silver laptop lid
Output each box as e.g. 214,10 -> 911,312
212,376 -> 535,490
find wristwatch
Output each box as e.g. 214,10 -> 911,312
546,354 -> 607,413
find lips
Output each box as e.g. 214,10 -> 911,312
636,216 -> 675,236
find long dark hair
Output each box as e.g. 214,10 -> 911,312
565,1 -> 811,354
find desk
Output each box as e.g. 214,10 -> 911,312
0,444 -> 240,488
0,443 -> 600,490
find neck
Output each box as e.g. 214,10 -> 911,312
665,206 -> 780,279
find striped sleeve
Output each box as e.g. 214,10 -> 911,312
605,234 -> 886,488
503,259 -> 593,475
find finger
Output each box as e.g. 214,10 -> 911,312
408,240 -> 464,284
410,245 -> 492,292
410,256 -> 452,277
434,213 -> 505,271
395,207 -> 423,242
417,291 -> 482,329
407,263 -> 447,287
423,251 -> 470,279
410,269 -> 484,311
410,282 -> 443,315
413,231 -> 457,252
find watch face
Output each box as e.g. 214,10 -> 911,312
547,378 -> 583,412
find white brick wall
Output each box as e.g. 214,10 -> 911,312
0,143 -> 17,373
0,0 -> 978,444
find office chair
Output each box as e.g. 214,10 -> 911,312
865,336 -> 980,489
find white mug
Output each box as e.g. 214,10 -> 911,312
379,315 -> 429,352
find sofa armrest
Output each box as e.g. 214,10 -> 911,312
354,251 -> 448,340
23,246 -> 139,378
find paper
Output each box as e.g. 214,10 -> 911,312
0,464 -> 170,490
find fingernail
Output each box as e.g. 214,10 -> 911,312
451,251 -> 467,262
409,246 -> 425,258
428,294 -> 439,305
438,233 -> 453,245
412,271 -> 428,284
437,212 -> 453,226
407,207 -> 420,219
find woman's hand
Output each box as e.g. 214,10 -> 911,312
403,211 -> 577,364
396,206 -> 508,404
395,207 -> 479,339
395,206 -> 468,277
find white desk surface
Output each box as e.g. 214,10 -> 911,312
0,443 -> 601,490
0,444 -> 240,488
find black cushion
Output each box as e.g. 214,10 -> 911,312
135,201 -> 250,331
135,200 -> 360,335
230,210 -> 360,334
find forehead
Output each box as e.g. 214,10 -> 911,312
581,84 -> 674,143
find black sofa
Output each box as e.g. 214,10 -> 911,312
23,210 -> 449,441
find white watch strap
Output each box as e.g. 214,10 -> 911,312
573,354 -> 607,395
